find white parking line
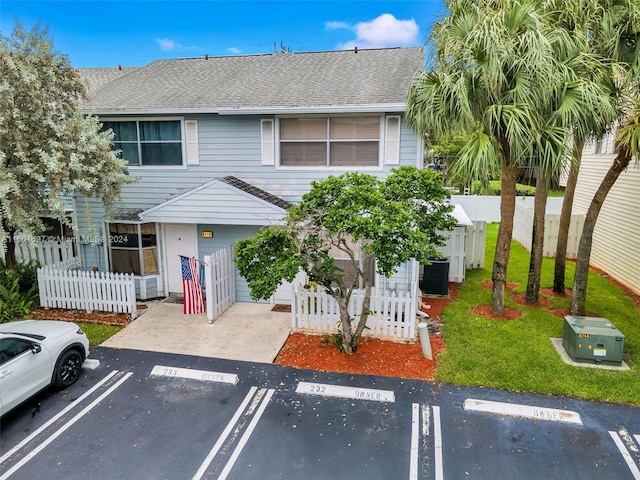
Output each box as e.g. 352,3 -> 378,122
610,431 -> 640,479
217,388 -> 275,480
0,372 -> 133,480
191,386 -> 259,480
0,370 -> 120,465
433,406 -> 443,480
409,403 -> 420,479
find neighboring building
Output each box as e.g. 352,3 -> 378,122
572,133 -> 640,295
76,47 -> 430,301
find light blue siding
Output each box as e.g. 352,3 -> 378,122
73,112 -> 422,302
197,224 -> 262,303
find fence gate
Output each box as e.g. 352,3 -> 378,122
204,245 -> 236,323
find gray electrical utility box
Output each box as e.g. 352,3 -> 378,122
562,316 -> 625,366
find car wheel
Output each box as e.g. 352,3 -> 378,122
53,349 -> 83,388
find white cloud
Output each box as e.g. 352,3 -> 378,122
227,47 -> 241,54
156,38 -> 183,51
325,21 -> 350,30
335,14 -> 420,50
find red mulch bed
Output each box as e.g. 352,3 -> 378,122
28,308 -> 132,326
274,284 -> 457,381
509,293 -> 553,308
274,333 -> 445,381
470,304 -> 523,320
480,280 -> 519,291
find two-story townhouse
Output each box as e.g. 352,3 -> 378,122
77,47 -> 428,301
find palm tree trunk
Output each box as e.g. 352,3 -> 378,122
491,165 -> 518,315
570,144 -> 631,315
525,168 -> 548,304
553,140 -> 583,294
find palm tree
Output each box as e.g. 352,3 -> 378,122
566,0 -> 640,313
551,0 -> 634,295
525,59 -> 619,303
407,0 -> 601,314
571,100 -> 640,314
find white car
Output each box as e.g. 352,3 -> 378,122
0,320 -> 90,416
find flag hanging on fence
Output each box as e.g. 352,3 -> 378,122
180,255 -> 205,314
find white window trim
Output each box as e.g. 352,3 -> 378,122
101,116 -> 188,169
274,114 -> 384,171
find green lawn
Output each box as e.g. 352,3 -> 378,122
78,322 -> 122,345
435,223 -> 640,405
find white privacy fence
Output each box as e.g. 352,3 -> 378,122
38,264 -> 137,318
512,203 -> 584,259
204,245 -> 236,323
291,284 -> 417,340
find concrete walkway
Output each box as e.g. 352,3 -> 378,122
101,302 -> 292,363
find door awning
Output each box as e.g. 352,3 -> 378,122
139,176 -> 292,225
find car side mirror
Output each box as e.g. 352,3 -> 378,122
30,344 -> 42,354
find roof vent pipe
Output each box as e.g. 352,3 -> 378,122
354,46 -> 358,53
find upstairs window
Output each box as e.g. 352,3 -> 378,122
103,120 -> 183,166
279,117 -> 381,167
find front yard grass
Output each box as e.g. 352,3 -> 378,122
78,322 -> 122,345
435,223 -> 640,405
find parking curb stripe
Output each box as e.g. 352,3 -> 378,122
0,369 -> 120,465
409,403 -> 420,480
217,388 -> 275,480
464,398 -> 582,425
610,431 -> 640,480
191,386 -> 258,480
0,372 -> 132,480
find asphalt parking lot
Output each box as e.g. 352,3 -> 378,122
1,347 -> 640,479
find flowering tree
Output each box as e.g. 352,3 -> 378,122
235,167 -> 456,354
0,22 -> 135,266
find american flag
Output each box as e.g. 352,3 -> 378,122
180,255 -> 205,314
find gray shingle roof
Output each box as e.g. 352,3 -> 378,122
84,47 -> 425,113
79,67 -> 139,97
219,176 -> 292,210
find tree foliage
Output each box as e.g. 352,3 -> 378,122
0,22 -> 136,266
235,167 -> 456,354
551,0 -> 637,295
407,0 -> 620,314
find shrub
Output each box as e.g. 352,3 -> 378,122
471,180 -> 536,196
0,260 -> 40,323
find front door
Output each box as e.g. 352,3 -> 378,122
164,224 -> 198,294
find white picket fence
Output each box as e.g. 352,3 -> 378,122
38,265 -> 137,318
204,245 -> 236,323
15,239 -> 77,266
291,284 -> 417,340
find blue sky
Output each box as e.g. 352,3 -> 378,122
0,0 -> 446,68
